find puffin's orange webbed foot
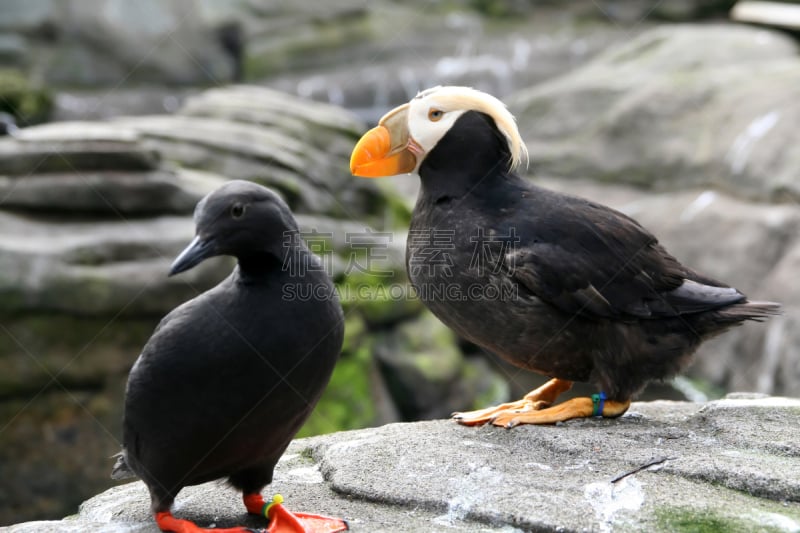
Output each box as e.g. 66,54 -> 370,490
490,394 -> 632,428
453,378 -> 573,426
244,493 -> 348,533
452,397 -> 538,426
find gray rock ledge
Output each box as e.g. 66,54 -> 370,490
5,396 -> 799,533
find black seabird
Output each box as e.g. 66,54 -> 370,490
350,86 -> 780,427
112,180 -> 348,532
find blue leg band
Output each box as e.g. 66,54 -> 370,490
591,392 -> 607,417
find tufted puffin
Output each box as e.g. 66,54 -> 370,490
112,180 -> 348,532
350,86 -> 780,427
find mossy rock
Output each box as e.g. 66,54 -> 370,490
0,314 -> 156,398
338,270 -> 423,327
373,312 -> 463,419
0,68 -> 53,125
243,13 -> 371,80
459,355 -> 510,410
390,315 -> 462,383
468,0 -> 525,18
653,506 -> 796,533
0,386 -> 125,525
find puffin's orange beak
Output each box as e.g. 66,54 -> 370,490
350,104 -> 417,177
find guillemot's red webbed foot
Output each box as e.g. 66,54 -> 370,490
155,511 -> 266,533
244,493 -> 349,533
153,495 -> 348,533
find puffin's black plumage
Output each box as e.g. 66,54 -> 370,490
351,88 -> 780,426
113,180 -> 346,532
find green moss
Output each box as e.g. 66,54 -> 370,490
243,17 -> 371,80
389,315 -> 462,383
468,0 -> 516,18
341,312 -> 367,354
338,270 -> 423,327
654,507 -> 782,533
470,368 -> 510,409
295,344 -> 376,437
0,68 -> 53,125
409,349 -> 460,383
298,446 -> 314,460
242,53 -> 279,83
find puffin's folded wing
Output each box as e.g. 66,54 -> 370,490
506,219 -> 742,321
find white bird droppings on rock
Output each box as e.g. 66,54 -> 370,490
584,477 -> 645,533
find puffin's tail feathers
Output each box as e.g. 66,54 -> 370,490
110,451 -> 137,480
682,299 -> 780,343
719,300 -> 782,323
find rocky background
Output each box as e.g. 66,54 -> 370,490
0,0 -> 799,526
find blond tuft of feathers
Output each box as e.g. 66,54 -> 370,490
415,86 -> 529,171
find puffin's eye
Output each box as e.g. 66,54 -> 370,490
231,203 -> 246,219
428,108 -> 444,122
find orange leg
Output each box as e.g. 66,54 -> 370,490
453,378 -> 574,426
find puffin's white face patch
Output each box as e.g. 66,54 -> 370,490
406,95 -> 467,164
404,86 -> 528,172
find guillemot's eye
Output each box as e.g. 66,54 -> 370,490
428,108 -> 444,122
230,203 -> 246,219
